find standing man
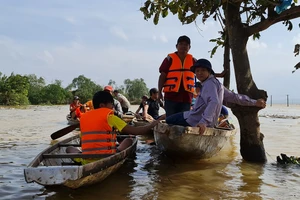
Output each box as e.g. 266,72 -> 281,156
113,90 -> 131,113
158,35 -> 197,117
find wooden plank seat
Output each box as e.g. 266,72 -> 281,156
43,153 -> 114,159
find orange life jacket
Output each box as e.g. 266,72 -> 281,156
70,102 -> 81,112
80,108 -> 117,154
163,53 -> 195,93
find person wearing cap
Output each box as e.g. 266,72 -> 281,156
103,85 -> 123,118
143,88 -> 165,121
166,59 -> 224,134
158,35 -> 197,117
69,96 -> 82,119
113,90 -> 131,113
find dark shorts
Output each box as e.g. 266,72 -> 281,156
164,100 -> 191,117
166,112 -> 190,127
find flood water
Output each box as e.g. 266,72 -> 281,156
1,104 -> 300,200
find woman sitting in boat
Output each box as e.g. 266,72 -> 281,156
70,96 -> 82,119
67,91 -> 159,164
191,81 -> 231,128
166,59 -> 224,135
166,59 -> 266,134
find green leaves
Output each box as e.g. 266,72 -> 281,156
123,78 -> 149,101
0,73 -> 30,105
67,75 -> 102,104
169,1 -> 179,14
209,35 -> 225,57
154,12 -> 160,25
252,32 -> 261,40
283,20 -> 293,31
162,8 -> 168,18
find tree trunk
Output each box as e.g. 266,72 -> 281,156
223,33 -> 230,89
224,3 -> 268,162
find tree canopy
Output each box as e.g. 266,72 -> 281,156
0,72 -> 150,106
141,0 -> 300,70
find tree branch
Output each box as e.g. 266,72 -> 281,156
247,6 -> 300,36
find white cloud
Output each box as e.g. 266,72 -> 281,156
248,39 -> 268,49
64,16 -> 77,25
159,34 -> 168,43
36,50 -> 54,64
109,26 -> 128,41
152,34 -> 168,43
247,39 -> 268,56
152,35 -> 157,41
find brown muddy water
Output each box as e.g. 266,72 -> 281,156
1,105 -> 300,200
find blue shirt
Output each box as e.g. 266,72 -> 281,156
183,75 -> 224,127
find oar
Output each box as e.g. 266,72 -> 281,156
51,123 -> 80,140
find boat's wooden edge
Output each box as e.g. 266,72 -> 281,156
28,135 -> 78,167
24,136 -> 138,186
154,122 -> 237,137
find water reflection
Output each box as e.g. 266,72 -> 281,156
231,161 -> 264,200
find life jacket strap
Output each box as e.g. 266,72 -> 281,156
81,131 -> 117,136
83,146 -> 117,152
81,139 -> 117,144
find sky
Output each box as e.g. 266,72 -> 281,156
0,0 -> 299,103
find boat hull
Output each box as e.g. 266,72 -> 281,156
24,135 -> 137,189
153,123 -> 236,158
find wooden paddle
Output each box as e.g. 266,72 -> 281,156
50,123 -> 80,140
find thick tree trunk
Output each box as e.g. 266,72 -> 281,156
223,34 -> 230,89
224,3 -> 268,162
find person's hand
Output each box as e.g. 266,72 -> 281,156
256,99 -> 266,108
196,123 -> 206,135
142,115 -> 147,120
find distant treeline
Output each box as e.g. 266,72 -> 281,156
0,72 -> 149,106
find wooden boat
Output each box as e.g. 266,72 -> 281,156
132,118 -> 151,127
153,122 -> 236,158
66,114 -> 79,125
24,135 -> 138,189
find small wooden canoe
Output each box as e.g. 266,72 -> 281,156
153,122 -> 236,158
24,135 -> 137,189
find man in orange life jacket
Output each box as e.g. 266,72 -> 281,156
67,91 -> 159,163
158,35 -> 197,117
70,96 -> 82,119
74,105 -> 87,120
